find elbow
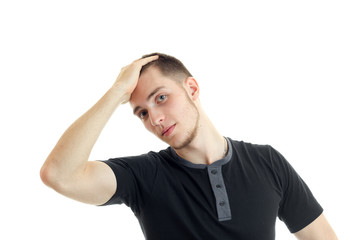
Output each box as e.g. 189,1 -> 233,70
40,158 -> 77,195
40,163 -> 55,188
40,161 -> 64,191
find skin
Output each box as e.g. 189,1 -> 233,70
40,55 -> 337,239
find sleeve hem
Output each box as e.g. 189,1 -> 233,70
289,208 -> 324,233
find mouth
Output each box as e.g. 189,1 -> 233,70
162,124 -> 176,137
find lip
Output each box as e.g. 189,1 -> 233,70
162,124 -> 176,136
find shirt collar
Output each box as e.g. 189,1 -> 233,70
170,137 -> 233,169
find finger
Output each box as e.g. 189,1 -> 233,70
136,55 -> 159,66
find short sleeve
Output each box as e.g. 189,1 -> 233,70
98,152 -> 158,216
269,146 -> 323,233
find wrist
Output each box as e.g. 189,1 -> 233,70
107,86 -> 131,104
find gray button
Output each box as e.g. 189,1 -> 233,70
211,169 -> 218,174
219,201 -> 225,206
216,184 -> 222,188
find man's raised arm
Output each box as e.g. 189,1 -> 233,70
40,55 -> 158,205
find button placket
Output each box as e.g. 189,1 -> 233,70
207,166 -> 232,221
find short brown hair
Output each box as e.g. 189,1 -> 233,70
140,53 -> 192,83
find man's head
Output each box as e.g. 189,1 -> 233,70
130,53 -> 201,149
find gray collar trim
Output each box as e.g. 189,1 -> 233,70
170,137 -> 233,169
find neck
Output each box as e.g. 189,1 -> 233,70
174,111 -> 227,165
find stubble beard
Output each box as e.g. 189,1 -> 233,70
172,97 -> 200,150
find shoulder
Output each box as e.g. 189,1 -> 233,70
227,138 -> 289,174
103,148 -> 173,172
228,138 -> 275,159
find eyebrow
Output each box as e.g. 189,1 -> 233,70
133,86 -> 166,115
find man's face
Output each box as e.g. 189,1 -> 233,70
130,67 -> 199,149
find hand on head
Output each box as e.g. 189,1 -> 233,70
113,55 -> 159,104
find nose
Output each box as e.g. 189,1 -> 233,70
148,109 -> 164,127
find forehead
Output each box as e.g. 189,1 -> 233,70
129,67 -> 181,107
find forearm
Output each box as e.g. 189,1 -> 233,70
41,87 -> 126,187
40,55 -> 158,194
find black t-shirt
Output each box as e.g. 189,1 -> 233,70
100,138 -> 323,240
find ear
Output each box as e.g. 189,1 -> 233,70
183,77 -> 200,101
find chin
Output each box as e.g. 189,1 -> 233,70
160,135 -> 182,149
171,134 -> 195,150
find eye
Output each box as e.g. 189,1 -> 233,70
139,110 -> 148,119
156,94 -> 167,103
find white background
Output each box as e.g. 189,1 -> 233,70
0,0 -> 359,239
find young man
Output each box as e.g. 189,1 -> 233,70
40,53 -> 337,240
